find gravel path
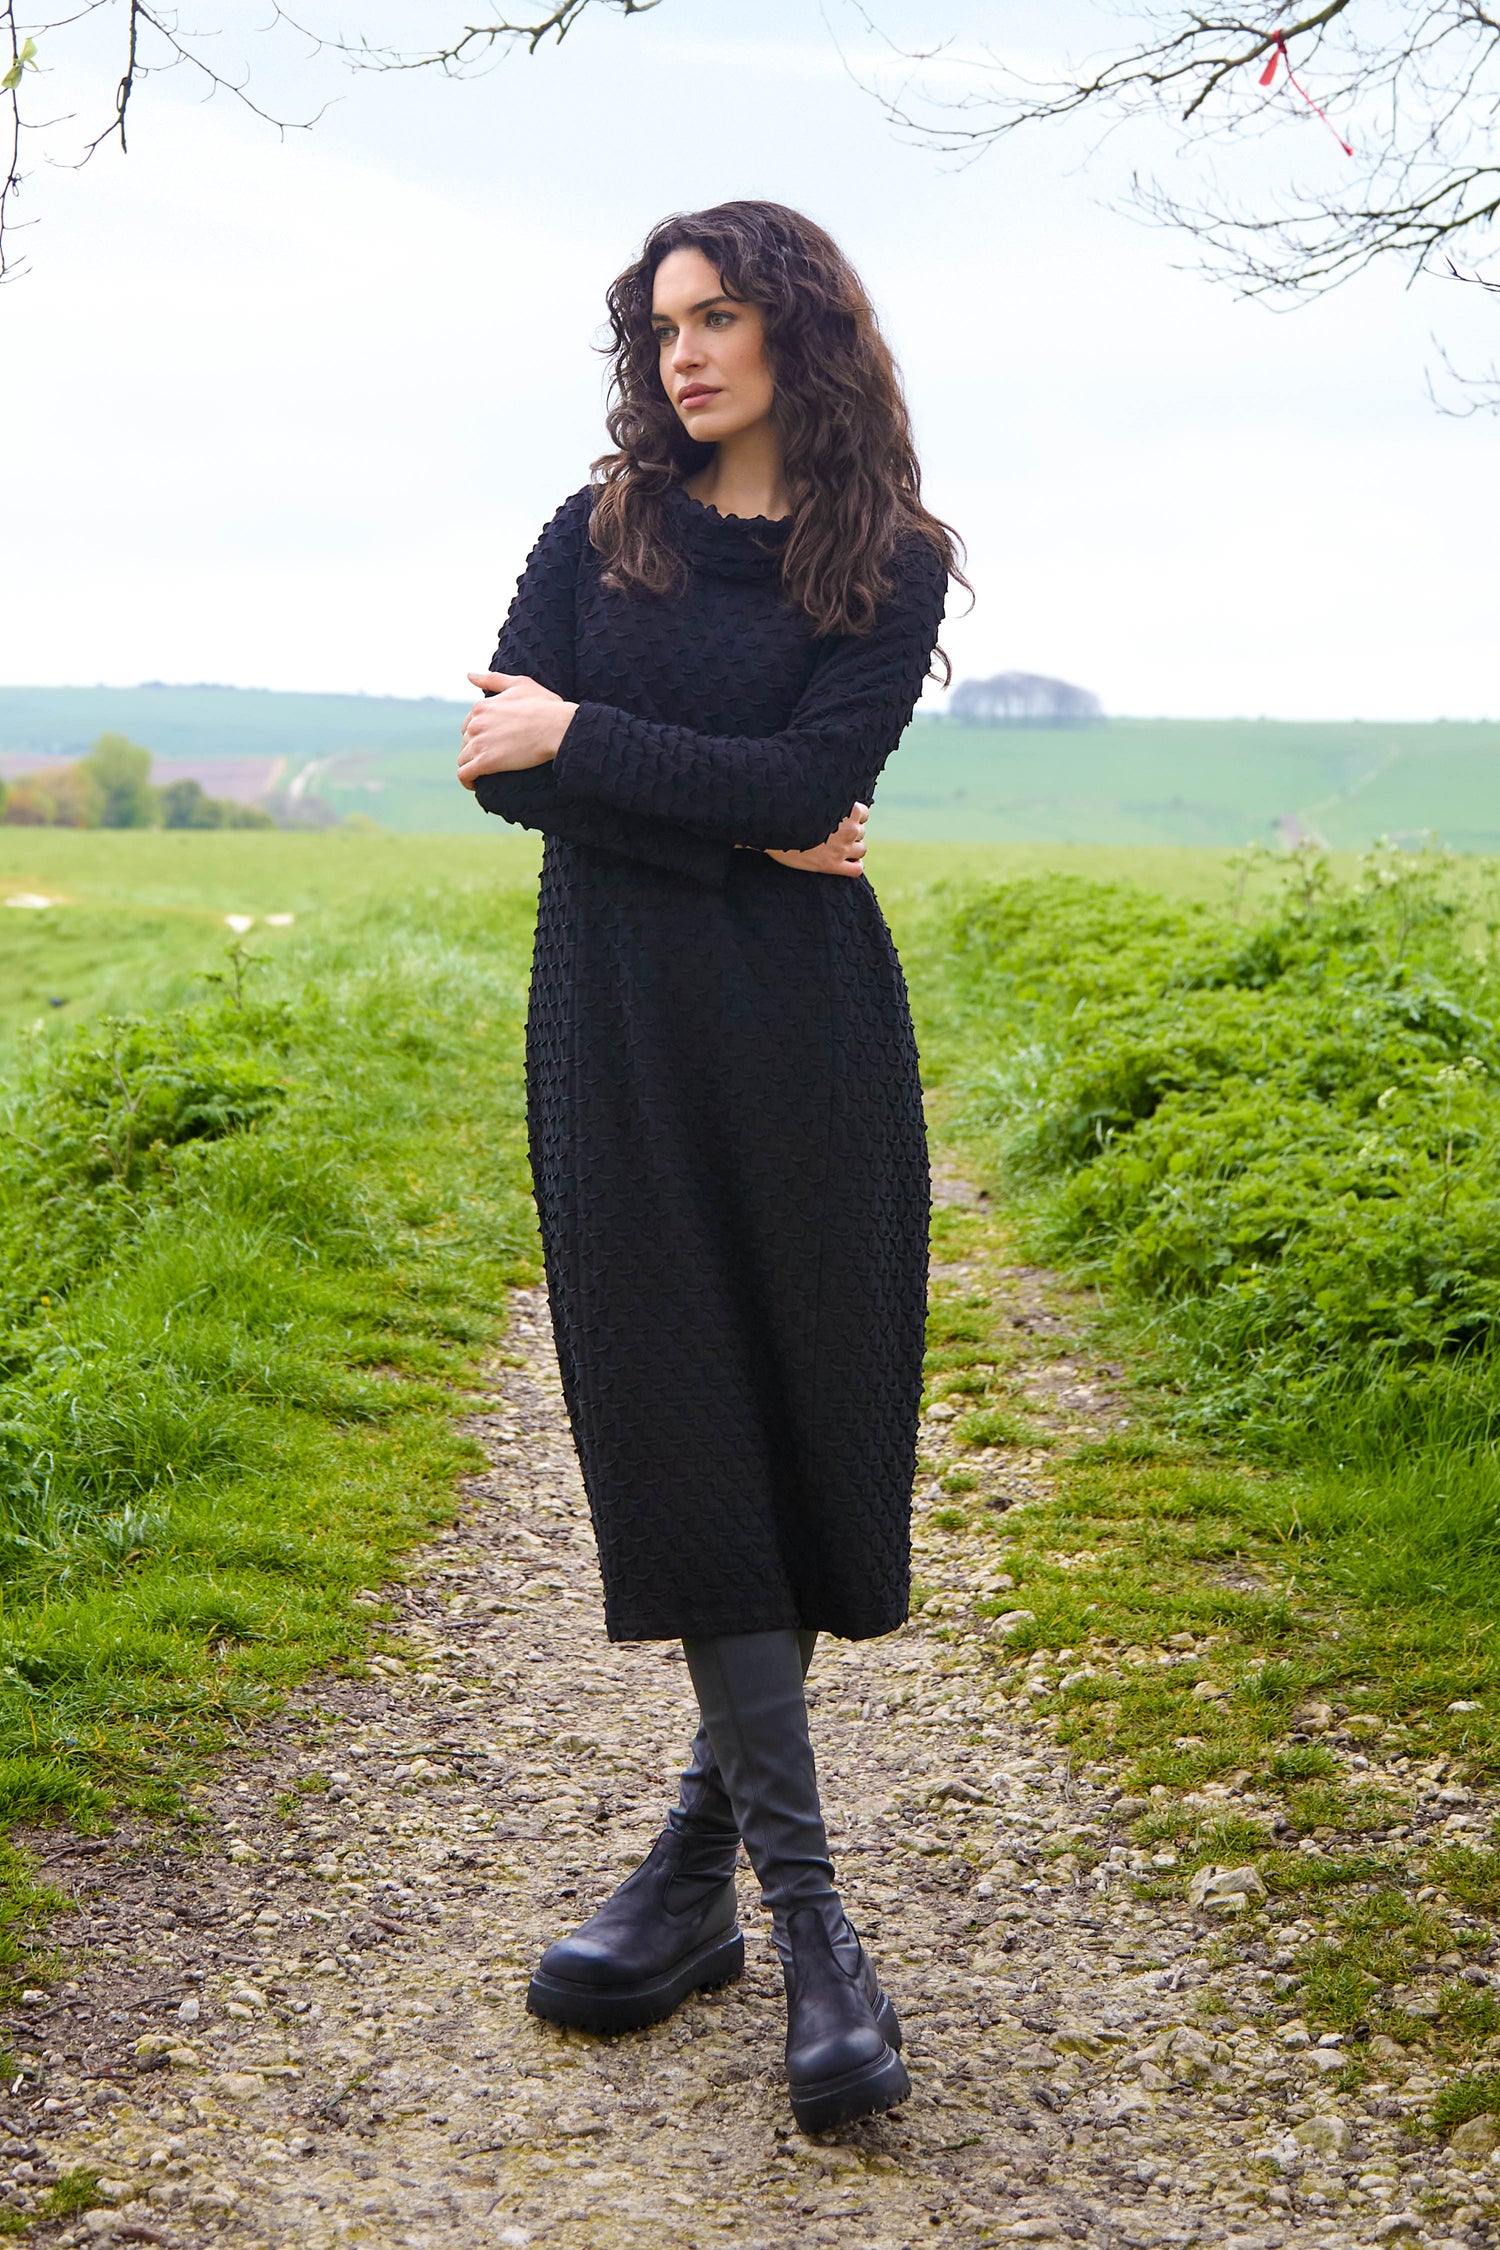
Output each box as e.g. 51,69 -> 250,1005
6,1214 -> 1498,2250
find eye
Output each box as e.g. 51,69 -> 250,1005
653,327 -> 675,347
705,310 -> 734,329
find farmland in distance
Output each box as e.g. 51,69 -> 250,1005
4,686 -> 1500,847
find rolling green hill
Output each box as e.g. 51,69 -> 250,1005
0,683 -> 460,765
3,685 -> 1498,848
878,718 -> 1500,852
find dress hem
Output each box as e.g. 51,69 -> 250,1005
601,1604 -> 911,1645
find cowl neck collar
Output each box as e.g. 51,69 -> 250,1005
662,482 -> 790,583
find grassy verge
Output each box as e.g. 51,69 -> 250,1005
890,849 -> 1500,2111
911,1192 -> 1500,2100
915,1187 -> 1500,1761
0,869 -> 539,1988
901,843 -> 1500,1611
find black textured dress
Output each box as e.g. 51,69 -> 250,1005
475,484 -> 946,1643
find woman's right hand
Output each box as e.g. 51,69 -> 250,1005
765,803 -> 869,878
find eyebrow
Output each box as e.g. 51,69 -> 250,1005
651,294 -> 734,324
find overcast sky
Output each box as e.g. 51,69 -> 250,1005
3,0 -> 1497,717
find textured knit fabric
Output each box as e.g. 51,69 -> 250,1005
475,483 -> 945,1640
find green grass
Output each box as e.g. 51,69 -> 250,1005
1,833 -> 1261,1068
906,845 -> 1500,1605
0,829 -> 542,1054
0,846 -> 541,1990
916,1189 -> 1500,1783
915,1203 -> 1500,2099
1432,2070 -> 1500,2130
40,2169 -> 104,2219
897,837 -> 1500,2123
899,846 -> 1500,2114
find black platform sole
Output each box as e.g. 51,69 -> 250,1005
525,1927 -> 745,2035
788,2040 -> 912,2134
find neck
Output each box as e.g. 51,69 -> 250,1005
686,420 -> 789,521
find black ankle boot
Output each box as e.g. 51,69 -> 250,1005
526,1829 -> 744,2033
781,1906 -> 910,2131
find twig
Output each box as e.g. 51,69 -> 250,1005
306,0 -> 661,75
2,0 -> 327,282
852,3 -> 1500,322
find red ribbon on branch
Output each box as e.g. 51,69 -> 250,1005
1257,32 -> 1354,155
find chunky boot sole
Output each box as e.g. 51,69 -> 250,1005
526,1927 -> 744,2034
789,2041 -> 911,2134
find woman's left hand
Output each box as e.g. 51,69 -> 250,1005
765,803 -> 869,878
458,671 -> 579,788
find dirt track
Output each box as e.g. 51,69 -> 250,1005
5,1216 -> 1496,2250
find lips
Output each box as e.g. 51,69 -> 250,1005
677,386 -> 720,410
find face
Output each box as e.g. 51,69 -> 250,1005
651,245 -> 775,446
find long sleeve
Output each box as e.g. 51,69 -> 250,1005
473,490 -> 734,888
551,539 -> 947,852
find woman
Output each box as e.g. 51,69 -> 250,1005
458,200 -> 961,2132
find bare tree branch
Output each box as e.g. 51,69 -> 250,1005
309,0 -> 662,76
72,0 -> 326,170
115,0 -> 137,148
2,0 -> 37,278
863,5 -> 1500,285
0,0 -> 654,280
1427,258 -> 1500,409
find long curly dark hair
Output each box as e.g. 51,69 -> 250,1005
590,200 -> 966,649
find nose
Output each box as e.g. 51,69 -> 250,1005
670,327 -> 704,376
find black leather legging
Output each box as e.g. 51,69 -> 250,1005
673,1629 -> 837,1933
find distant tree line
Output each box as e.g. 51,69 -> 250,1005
0,734 -> 274,829
949,673 -> 1104,727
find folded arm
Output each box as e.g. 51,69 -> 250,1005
463,671 -> 874,880
463,501 -> 947,873
549,540 -> 947,852
465,490 -> 735,887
